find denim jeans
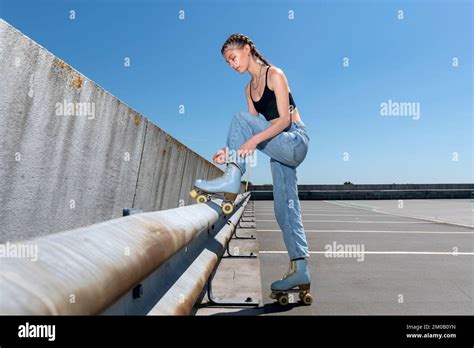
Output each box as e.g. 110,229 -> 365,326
226,111 -> 310,259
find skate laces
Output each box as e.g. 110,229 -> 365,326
204,165 -> 233,183
227,161 -> 244,173
282,260 -> 296,280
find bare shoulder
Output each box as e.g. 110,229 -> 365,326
268,65 -> 285,75
267,65 -> 289,90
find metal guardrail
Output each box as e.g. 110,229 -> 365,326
146,194 -> 256,315
0,192 -> 251,315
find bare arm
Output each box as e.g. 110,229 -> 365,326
245,83 -> 260,116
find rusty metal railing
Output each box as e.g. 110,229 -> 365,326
0,192 -> 251,315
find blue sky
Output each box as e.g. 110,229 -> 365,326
1,0 -> 472,184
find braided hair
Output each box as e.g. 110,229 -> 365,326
221,33 -> 271,66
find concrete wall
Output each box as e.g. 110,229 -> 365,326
249,184 -> 474,200
250,184 -> 474,191
0,19 -> 228,243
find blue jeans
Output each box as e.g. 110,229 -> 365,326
226,111 -> 310,259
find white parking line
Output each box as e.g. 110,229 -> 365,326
257,213 -> 417,217
325,201 -> 474,228
257,229 -> 474,234
258,220 -> 434,223
259,251 -> 474,255
255,209 -> 357,213
324,201 -> 376,210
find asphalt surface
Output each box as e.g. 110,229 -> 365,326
256,199 -> 473,315
199,199 -> 473,315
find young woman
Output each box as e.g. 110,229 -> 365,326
193,33 -> 312,303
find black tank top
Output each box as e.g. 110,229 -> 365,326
250,66 -> 297,122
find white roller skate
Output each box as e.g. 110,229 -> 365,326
189,161 -> 243,214
269,258 -> 313,306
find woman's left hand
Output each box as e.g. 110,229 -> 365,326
238,138 -> 257,158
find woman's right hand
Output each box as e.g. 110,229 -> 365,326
212,147 -> 227,164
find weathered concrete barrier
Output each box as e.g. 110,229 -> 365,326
0,18 -> 239,243
249,184 -> 474,200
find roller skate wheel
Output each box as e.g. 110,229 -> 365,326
278,294 -> 289,306
269,292 -> 278,300
196,195 -> 208,204
189,189 -> 198,199
222,202 -> 234,214
302,293 -> 313,305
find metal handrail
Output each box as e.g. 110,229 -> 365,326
0,192 -> 250,315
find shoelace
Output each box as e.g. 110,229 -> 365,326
204,165 -> 233,183
281,261 -> 296,280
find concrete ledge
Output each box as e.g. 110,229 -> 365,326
0,18 -> 238,243
250,186 -> 474,200
250,184 -> 474,191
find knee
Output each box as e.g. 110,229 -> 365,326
234,111 -> 253,122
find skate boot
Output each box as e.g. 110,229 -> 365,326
269,258 -> 313,305
189,162 -> 243,214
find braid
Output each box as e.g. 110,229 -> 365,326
221,33 -> 271,66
